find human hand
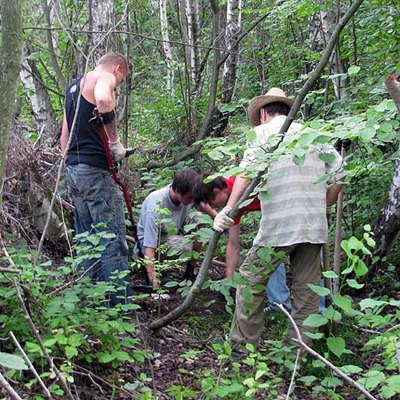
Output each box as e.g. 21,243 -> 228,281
213,206 -> 234,232
151,293 -> 171,300
109,139 -> 126,162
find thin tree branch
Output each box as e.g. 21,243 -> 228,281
0,372 -> 22,400
9,331 -> 53,399
277,304 -> 378,400
12,280 -> 75,400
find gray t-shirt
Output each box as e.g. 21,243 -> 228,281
136,185 -> 192,250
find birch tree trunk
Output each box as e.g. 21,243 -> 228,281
222,0 -> 242,103
370,73 -> 400,270
320,8 -> 347,101
160,0 -> 174,90
0,0 -> 23,204
20,44 -> 59,144
87,0 -> 121,63
183,0 -> 199,82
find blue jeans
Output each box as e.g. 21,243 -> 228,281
266,263 -> 326,313
66,164 -> 131,306
266,263 -> 292,310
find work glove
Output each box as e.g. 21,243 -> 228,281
109,139 -> 126,162
213,206 -> 234,232
151,293 -> 171,300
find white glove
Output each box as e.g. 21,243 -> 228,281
213,206 -> 234,232
109,139 -> 126,162
151,293 -> 171,300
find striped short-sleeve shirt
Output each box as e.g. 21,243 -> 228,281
240,116 -> 345,247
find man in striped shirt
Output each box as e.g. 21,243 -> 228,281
213,88 -> 346,350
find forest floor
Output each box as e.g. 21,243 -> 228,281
100,262 -> 366,400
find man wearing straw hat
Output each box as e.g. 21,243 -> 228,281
213,88 -> 345,350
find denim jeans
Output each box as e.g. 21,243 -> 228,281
266,263 -> 292,310
267,262 -> 326,313
66,164 -> 131,306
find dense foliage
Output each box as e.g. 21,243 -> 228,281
1,0 -> 400,398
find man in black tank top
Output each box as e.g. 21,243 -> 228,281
60,53 -> 131,307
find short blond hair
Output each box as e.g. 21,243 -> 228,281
97,53 -> 129,75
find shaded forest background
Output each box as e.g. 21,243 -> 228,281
1,0 -> 400,399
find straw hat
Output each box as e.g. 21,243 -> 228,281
247,87 -> 294,126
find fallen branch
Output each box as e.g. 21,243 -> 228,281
276,304 -> 377,400
148,0 -> 365,331
0,372 -> 22,400
12,279 -> 75,400
9,331 -> 53,399
0,267 -> 21,274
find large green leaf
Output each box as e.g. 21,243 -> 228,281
0,352 -> 28,370
327,337 -> 346,358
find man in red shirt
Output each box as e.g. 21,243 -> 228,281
195,173 -> 291,311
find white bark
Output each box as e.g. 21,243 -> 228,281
184,0 -> 198,81
89,0 -> 120,63
20,44 -> 59,142
222,0 -> 242,103
160,0 -> 174,89
320,10 -> 347,100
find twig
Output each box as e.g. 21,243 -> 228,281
47,260 -> 100,296
276,304 -> 378,400
286,348 -> 301,400
12,279 -> 75,400
0,372 -> 22,400
0,267 -> 21,274
9,331 -> 53,399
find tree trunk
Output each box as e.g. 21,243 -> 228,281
20,44 -> 60,144
160,0 -> 174,90
370,73 -> 400,270
320,8 -> 347,101
87,0 -> 121,63
0,0 -> 23,205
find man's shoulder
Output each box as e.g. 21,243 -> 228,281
144,185 -> 170,204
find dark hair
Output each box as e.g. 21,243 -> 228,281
97,53 -> 129,75
193,172 -> 227,203
171,168 -> 198,195
263,102 -> 290,117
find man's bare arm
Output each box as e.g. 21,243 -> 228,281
143,247 -> 159,287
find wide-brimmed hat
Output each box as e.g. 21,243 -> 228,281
247,87 -> 294,126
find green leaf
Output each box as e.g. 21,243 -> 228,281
322,270 -> 338,279
246,129 -> 256,143
333,294 -> 353,312
308,284 -> 330,296
357,370 -> 385,391
348,65 -> 361,76
346,279 -> 364,289
0,352 -> 28,370
327,337 -> 346,358
303,314 -> 328,328
318,152 -> 336,164
338,365 -> 363,375
322,306 -> 342,321
359,298 -> 387,310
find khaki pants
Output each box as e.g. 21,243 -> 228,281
230,242 -> 322,348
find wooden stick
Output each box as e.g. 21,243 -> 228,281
9,331 -> 53,399
277,304 -> 378,400
0,372 -> 22,400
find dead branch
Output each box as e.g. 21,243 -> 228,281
12,279 -> 75,400
277,304 -> 378,400
0,267 -> 21,274
148,0 -> 365,331
0,372 -> 22,400
9,331 -> 53,399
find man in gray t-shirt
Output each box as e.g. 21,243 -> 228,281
135,168 -> 200,287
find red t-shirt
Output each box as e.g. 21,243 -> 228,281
225,176 -> 261,225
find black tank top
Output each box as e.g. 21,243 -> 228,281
64,77 -> 109,170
